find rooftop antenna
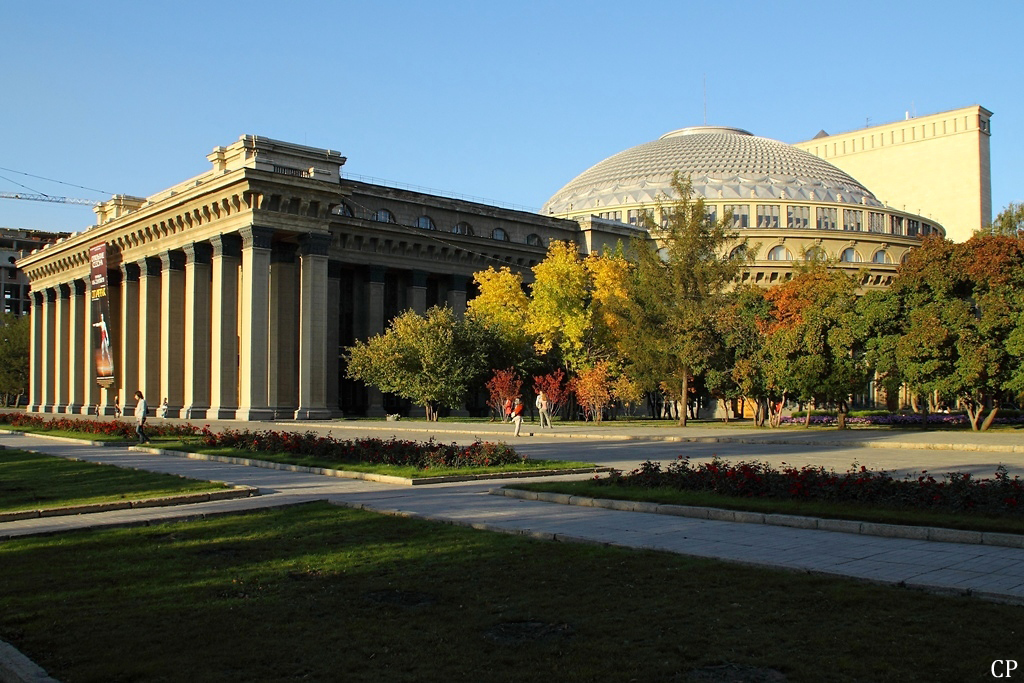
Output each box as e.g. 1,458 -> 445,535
703,75 -> 707,125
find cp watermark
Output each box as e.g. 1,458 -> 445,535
992,660 -> 1019,678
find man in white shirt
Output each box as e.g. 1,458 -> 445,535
134,391 -> 150,443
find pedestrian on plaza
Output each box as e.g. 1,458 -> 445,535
113,401 -> 121,419
503,397 -> 513,422
158,398 -> 168,419
511,397 -> 524,437
536,390 -> 552,428
134,390 -> 150,443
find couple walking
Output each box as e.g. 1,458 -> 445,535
505,391 -> 553,437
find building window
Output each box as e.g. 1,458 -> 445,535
453,221 -> 474,236
921,223 -> 932,236
890,216 -> 904,236
816,207 -> 838,230
415,215 -> 437,231
627,208 -> 653,226
840,248 -> 861,262
729,244 -> 748,259
598,211 -> 622,221
872,250 -> 892,264
906,219 -> 919,237
756,205 -> 780,229
526,233 -> 543,247
334,202 -> 354,217
766,245 -> 792,261
843,209 -> 863,232
373,208 -> 396,224
723,204 -> 749,229
705,205 -> 717,224
804,246 -> 826,261
787,206 -> 810,230
869,212 -> 886,233
491,228 -> 510,241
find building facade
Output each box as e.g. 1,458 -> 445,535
16,135 -> 633,419
793,105 -> 992,242
0,229 -> 67,315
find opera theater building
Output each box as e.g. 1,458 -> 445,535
19,107 -> 988,419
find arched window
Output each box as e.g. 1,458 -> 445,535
900,250 -> 913,264
872,250 -> 892,264
334,202 -> 354,217
526,233 -> 543,247
729,244 -> 748,259
416,215 -> 436,231
804,246 -> 826,261
491,228 -> 509,241
840,248 -> 861,263
453,221 -> 474,236
766,245 -> 792,261
373,208 -> 396,224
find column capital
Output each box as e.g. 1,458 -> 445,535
58,283 -> 71,299
45,288 -> 57,303
138,256 -> 161,278
159,250 -> 186,271
328,260 -> 344,279
72,279 -> 86,296
299,232 -> 331,257
32,290 -> 43,306
239,226 -> 274,250
120,261 -> 140,282
183,242 -> 213,266
210,233 -> 242,259
271,242 -> 298,264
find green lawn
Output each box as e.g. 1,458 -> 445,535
0,502 -> 1020,682
512,480 -> 1024,536
150,441 -> 596,479
0,449 -> 229,512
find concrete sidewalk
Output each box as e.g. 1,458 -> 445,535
2,431 -> 1024,605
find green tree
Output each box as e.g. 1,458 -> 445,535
465,266 -> 537,376
760,269 -> 868,429
345,307 -> 488,421
614,173 -> 743,426
525,241 -> 593,372
0,313 -> 30,406
985,202 -> 1024,237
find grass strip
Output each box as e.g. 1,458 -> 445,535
512,480 -> 1024,536
1,502 -> 1021,682
152,441 -> 594,478
0,449 -> 229,513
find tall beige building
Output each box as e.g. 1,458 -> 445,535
793,105 -> 992,242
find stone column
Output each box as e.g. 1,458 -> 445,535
268,243 -> 298,417
209,234 -> 240,419
182,242 -> 212,420
447,274 -> 469,318
326,260 -> 342,416
365,266 -> 387,417
41,288 -> 56,412
409,270 -> 428,315
118,263 -> 140,414
28,291 -> 43,412
295,233 -> 331,420
54,283 -> 70,412
236,227 -> 274,421
159,250 -> 186,418
137,257 -> 162,412
66,280 -> 85,413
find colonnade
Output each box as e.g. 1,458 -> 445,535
27,227 -> 471,420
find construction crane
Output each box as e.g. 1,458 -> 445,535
1,192 -> 99,206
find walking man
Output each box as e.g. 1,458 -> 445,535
134,390 -> 150,444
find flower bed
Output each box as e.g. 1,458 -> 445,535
0,413 -> 200,439
780,412 -> 1024,427
601,457 -> 1024,517
197,427 -> 523,469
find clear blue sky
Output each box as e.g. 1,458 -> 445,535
2,0 -> 1021,234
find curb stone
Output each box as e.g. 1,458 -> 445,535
0,638 -> 61,683
490,487 -> 1024,550
0,487 -> 259,524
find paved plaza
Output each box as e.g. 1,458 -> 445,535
2,420 -> 1024,606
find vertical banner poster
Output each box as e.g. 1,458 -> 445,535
89,243 -> 116,387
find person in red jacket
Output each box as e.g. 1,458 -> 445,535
511,397 -> 524,437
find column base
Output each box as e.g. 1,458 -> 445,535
294,407 -> 333,420
65,403 -> 81,414
54,404 -> 67,414
207,407 -> 238,420
235,407 -> 274,421
181,406 -> 208,420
